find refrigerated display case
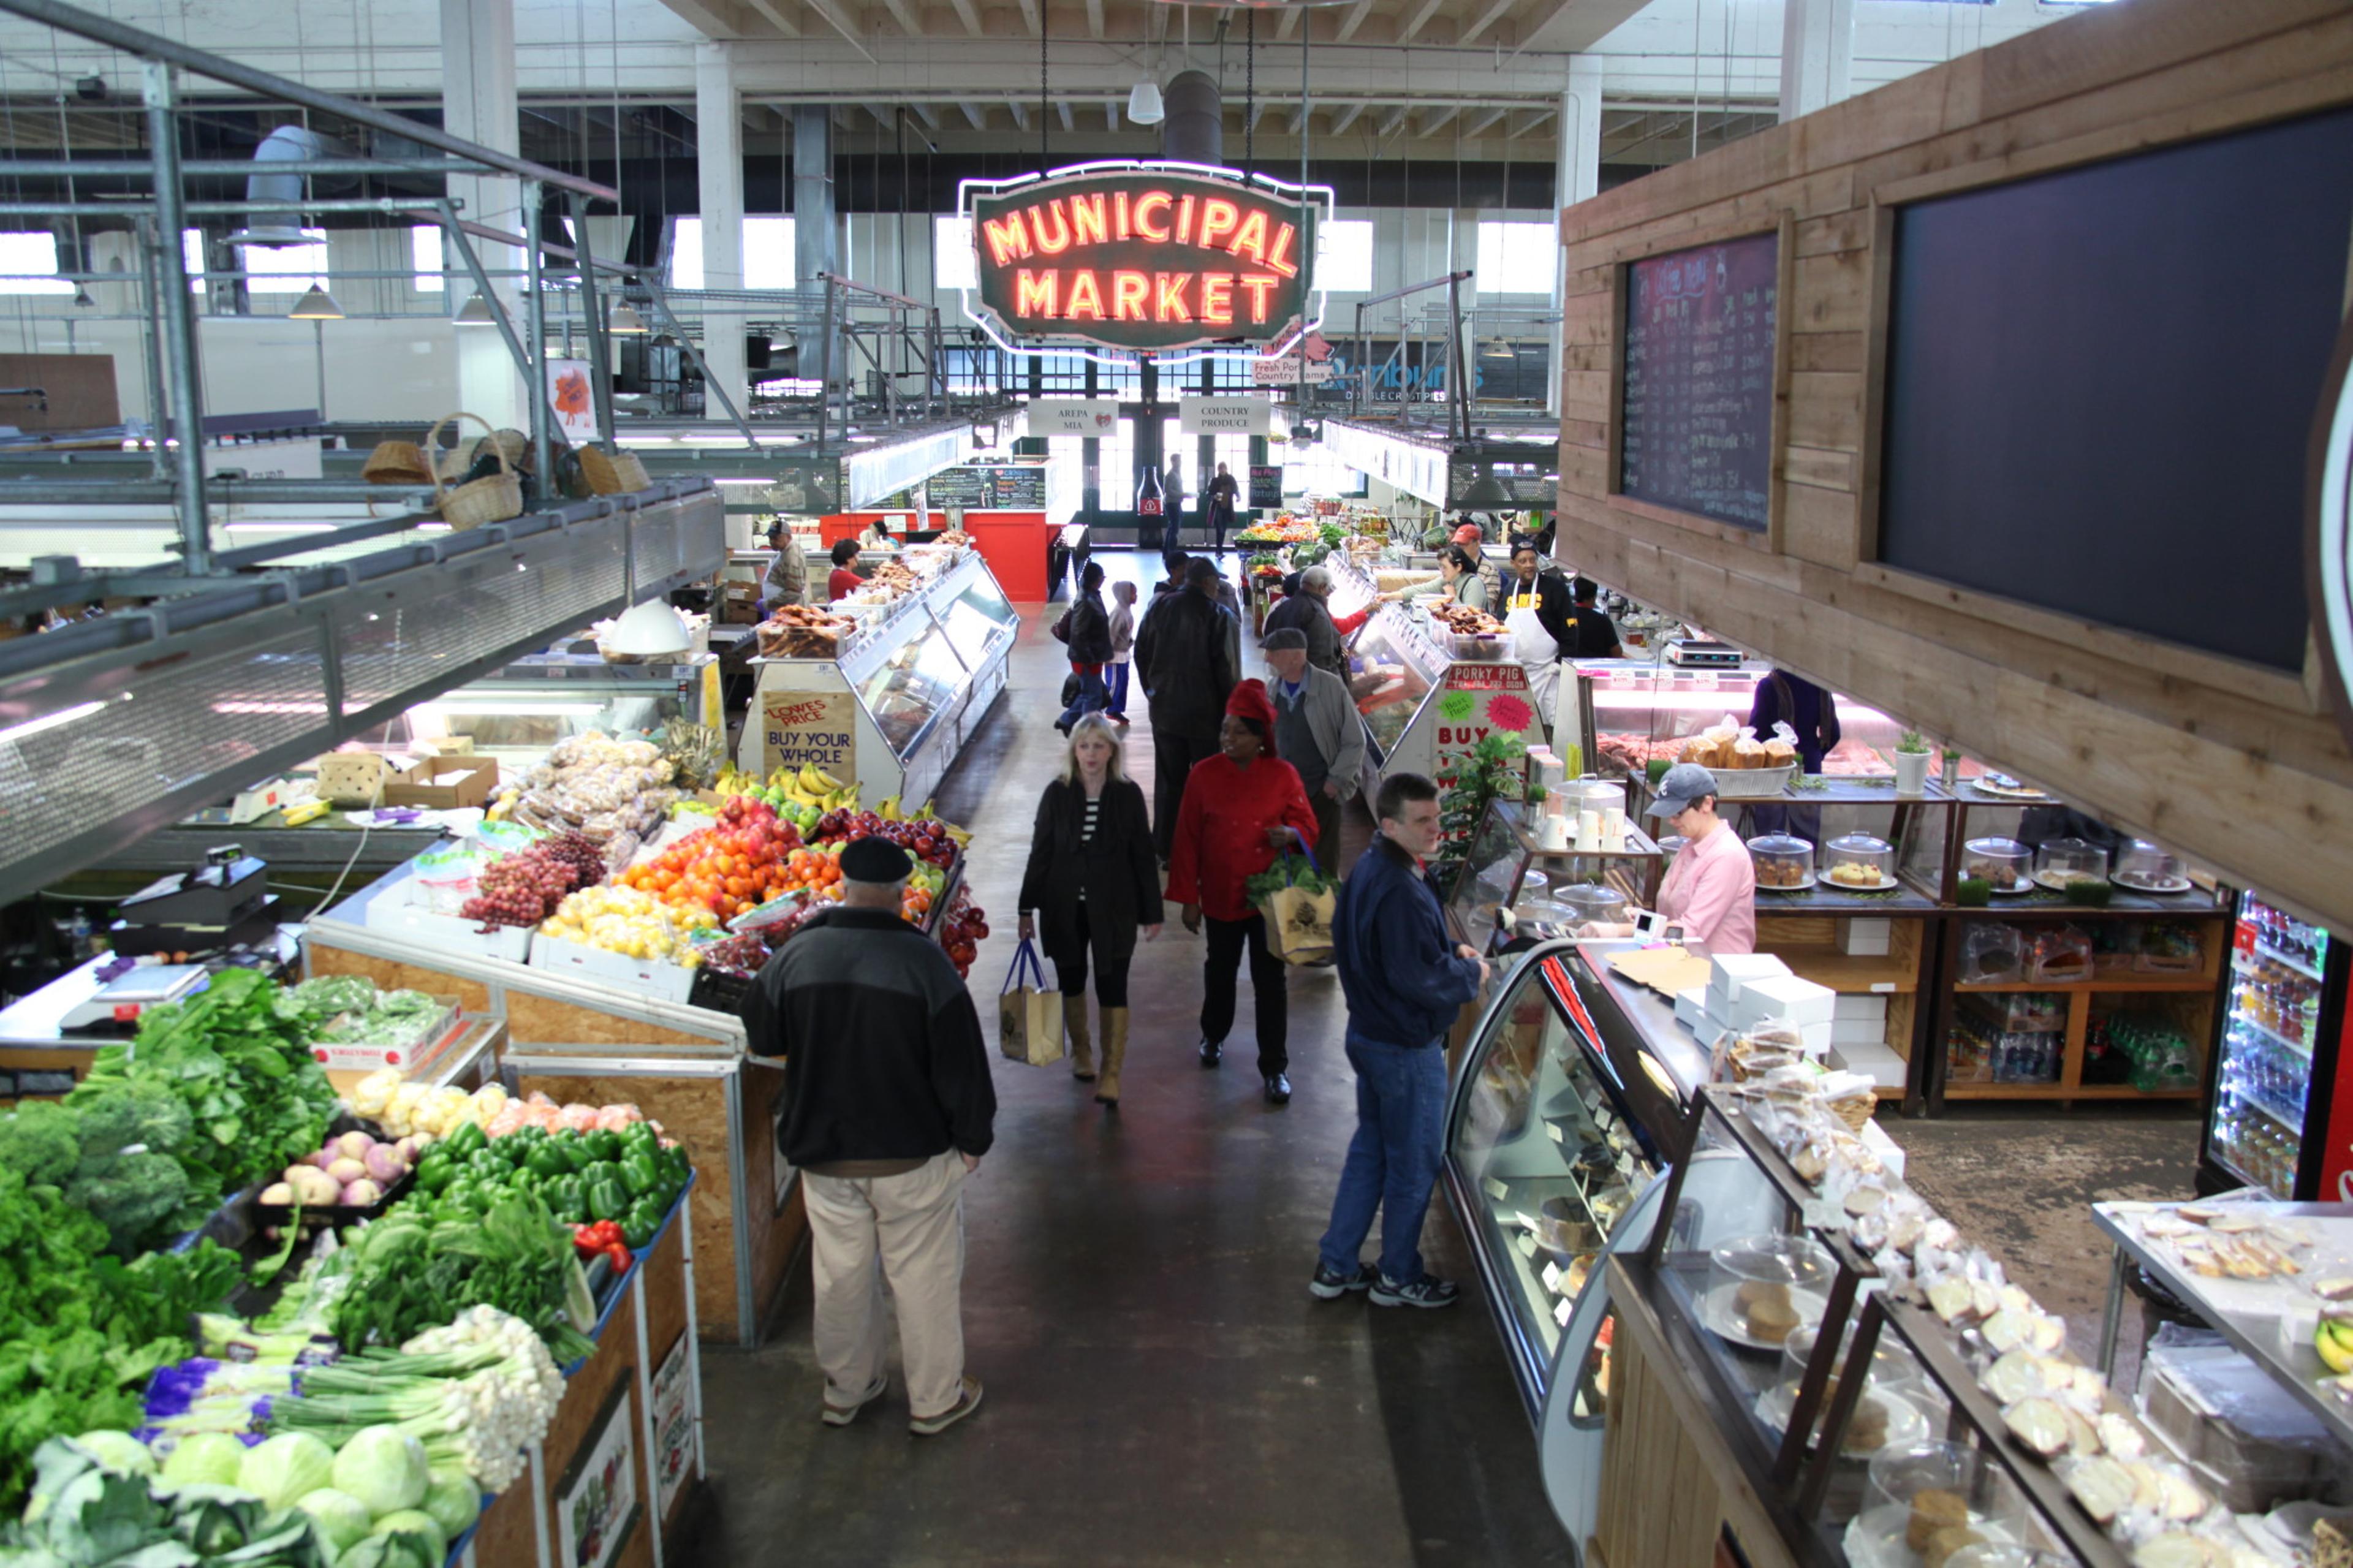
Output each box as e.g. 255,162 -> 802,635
1346,605 -> 1557,808
404,653 -> 724,767
1569,659 -> 1912,782
1441,941 -> 1692,1547
2202,893 -> 2353,1200
738,551 -> 1018,807
1344,606 -> 1449,790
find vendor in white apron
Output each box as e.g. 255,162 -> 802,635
1501,537 -> 1576,735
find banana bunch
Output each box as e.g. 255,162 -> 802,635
2319,1305 -> 2353,1375
767,763 -> 860,812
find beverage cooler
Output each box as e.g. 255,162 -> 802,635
2199,893 -> 2353,1200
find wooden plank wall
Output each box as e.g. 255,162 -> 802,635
1556,0 -> 2353,931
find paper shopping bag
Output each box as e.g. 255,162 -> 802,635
997,940 -> 1066,1066
1263,883 -> 1337,965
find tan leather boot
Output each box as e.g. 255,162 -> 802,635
1066,1002 -> 1096,1081
1095,1007 -> 1129,1107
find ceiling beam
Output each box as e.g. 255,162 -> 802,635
801,0 -> 875,59
1459,0 -> 1519,47
1463,105 -> 1511,138
1248,100 -> 1270,135
1420,105 -> 1461,136
1375,102 -> 1411,138
1005,98 -> 1029,131
1335,0 -> 1374,44
737,0 -> 801,37
950,0 -> 982,34
1016,0 -> 1040,34
650,0 -> 782,39
1085,0 -> 1104,39
877,0 -> 920,32
1328,101 -> 1368,136
1510,107 -> 1555,138
1104,100 -> 1118,132
1056,100 -> 1074,132
960,101 -> 988,129
1286,104 -> 1311,135
1398,0 -> 1449,45
1275,7 -> 1300,41
907,101 -> 939,129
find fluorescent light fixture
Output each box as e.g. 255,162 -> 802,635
453,291 -> 498,326
1126,81 -> 1164,126
608,301 -> 648,335
0,699 -> 107,746
287,284 -> 344,319
416,700 -> 612,717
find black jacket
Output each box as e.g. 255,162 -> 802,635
1017,777 -> 1164,962
1063,590 -> 1114,664
1261,592 -> 1346,681
1498,569 -> 1576,660
1134,586 -> 1238,739
740,906 -> 996,1164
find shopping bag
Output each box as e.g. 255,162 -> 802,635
1251,829 -> 1336,966
997,940 -> 1066,1066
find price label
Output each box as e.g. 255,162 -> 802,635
1548,1121 -> 1566,1145
1542,1260 -> 1564,1293
1801,1198 -> 1843,1231
1555,1298 -> 1575,1328
1516,1232 -> 1539,1259
1483,1176 -> 1509,1201
1870,981 -> 1896,994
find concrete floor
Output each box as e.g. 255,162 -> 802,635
684,551 -> 1575,1568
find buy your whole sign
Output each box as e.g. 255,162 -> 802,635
968,167 -> 1318,353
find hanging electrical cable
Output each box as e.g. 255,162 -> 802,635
1040,21 -> 1050,178
1243,11 -> 1256,180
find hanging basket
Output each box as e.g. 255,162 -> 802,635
578,442 -> 651,495
360,440 -> 433,485
426,412 -> 523,530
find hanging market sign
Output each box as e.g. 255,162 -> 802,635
958,161 -> 1330,362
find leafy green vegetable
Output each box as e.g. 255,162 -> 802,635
325,1189 -> 596,1363
1244,854 -> 1333,907
0,1436 -> 332,1567
0,1100 -> 81,1186
328,1428 -> 427,1519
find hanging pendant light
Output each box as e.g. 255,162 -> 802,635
287,283 -> 344,319
1126,80 -> 1165,126
608,301 -> 648,335
453,290 -> 498,326
70,285 -> 94,309
1482,335 -> 1514,358
1459,466 -> 1512,509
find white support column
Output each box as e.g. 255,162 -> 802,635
1550,54 -> 1602,421
1779,0 -> 1856,124
696,43 -> 749,425
441,0 -> 524,428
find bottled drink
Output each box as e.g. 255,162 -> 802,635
1135,464 -> 1164,517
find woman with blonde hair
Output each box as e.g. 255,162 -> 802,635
1017,713 -> 1163,1106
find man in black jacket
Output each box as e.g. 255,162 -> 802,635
1134,556 -> 1240,859
740,836 -> 995,1437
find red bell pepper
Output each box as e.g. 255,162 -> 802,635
572,1219 -> 626,1259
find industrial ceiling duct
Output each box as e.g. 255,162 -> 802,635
1161,70 -> 1222,168
227,124 -> 355,248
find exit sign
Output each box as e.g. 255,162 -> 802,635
959,162 -> 1328,360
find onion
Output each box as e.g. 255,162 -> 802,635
325,1156 -> 368,1185
260,1181 -> 294,1204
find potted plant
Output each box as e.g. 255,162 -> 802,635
1893,729 -> 1932,797
1940,744 -> 1962,790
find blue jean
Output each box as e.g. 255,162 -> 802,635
1106,660 -> 1131,716
1317,1033 -> 1449,1283
1058,664 -> 1108,729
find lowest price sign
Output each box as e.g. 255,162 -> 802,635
760,689 -> 858,781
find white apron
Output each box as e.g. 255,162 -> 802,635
1502,581 -> 1560,735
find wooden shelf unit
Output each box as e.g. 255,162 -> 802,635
1755,912 -> 1928,1102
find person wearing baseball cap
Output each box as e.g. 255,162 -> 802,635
1166,678 -> 1321,1104
1261,624 -> 1365,882
740,831 -> 995,1437
1637,762 -> 1757,955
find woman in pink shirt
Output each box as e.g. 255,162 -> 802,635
1640,763 -> 1757,955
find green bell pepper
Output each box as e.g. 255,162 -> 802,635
543,1175 -> 587,1225
620,1121 -> 660,1157
526,1145 -> 576,1182
585,1172 -> 629,1223
468,1149 -> 510,1182
442,1119 -> 487,1159
442,1178 -> 483,1214
620,1150 -> 663,1198
621,1197 -> 664,1251
582,1129 -> 622,1163
415,1153 -> 460,1194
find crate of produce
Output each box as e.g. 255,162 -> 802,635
311,993 -> 466,1072
528,931 -> 697,1002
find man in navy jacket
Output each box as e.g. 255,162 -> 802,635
1309,771 -> 1489,1308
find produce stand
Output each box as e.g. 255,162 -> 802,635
0,936 -> 303,1102
738,550 -> 1020,809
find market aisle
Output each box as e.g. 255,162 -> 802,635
688,569 -> 1571,1568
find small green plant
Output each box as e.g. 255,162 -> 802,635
1941,746 -> 1962,763
1645,758 -> 1672,786
1895,729 -> 1930,755
1955,876 -> 1992,908
2065,877 -> 2113,907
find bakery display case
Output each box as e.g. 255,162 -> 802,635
1961,838 -> 2034,898
739,550 -> 1018,808
2034,838 -> 2112,894
1823,834 -> 1898,893
1447,799 -> 1665,947
1569,659 -> 1914,782
404,653 -> 724,767
1752,834 -> 1817,892
1441,940 -> 1689,1550
1345,607 -> 1449,786
2200,894 -> 2352,1200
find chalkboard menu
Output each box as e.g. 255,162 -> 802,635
991,465 -> 1047,508
926,464 -> 1047,510
1248,465 -> 1283,509
926,466 -> 991,510
1618,232 -> 1778,531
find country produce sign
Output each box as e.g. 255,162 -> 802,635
960,161 -> 1328,361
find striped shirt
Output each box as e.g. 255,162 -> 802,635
1078,792 -> 1100,900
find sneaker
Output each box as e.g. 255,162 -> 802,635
1370,1274 -> 1461,1309
908,1375 -> 983,1436
1308,1261 -> 1376,1301
820,1373 -> 887,1426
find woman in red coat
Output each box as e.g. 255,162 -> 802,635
1166,680 -> 1320,1105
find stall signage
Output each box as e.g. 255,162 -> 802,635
546,358 -> 599,442
1180,396 -> 1272,437
960,162 -> 1327,357
1252,355 -> 1335,385
650,1335 -> 695,1520
1030,399 -> 1121,437
1431,663 -> 1543,826
759,689 -> 858,780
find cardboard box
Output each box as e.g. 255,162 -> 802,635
363,876 -> 533,964
227,775 -> 316,825
1831,1018 -> 1886,1047
382,765 -> 496,812
1833,994 -> 1889,1023
527,932 -> 696,1003
310,998 -> 467,1072
1732,973 -> 1837,1029
315,752 -> 389,808
1841,918 -> 1893,956
1706,952 -> 1790,1012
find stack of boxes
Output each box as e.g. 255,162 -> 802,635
1675,953 -> 1836,1056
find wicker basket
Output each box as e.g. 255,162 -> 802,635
578,442 -> 651,495
360,440 -> 433,485
426,412 -> 523,530
472,426 -> 532,474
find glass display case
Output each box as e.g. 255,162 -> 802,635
403,653 -> 722,765
1448,800 -> 1666,945
1570,659 -> 1912,782
740,551 -> 1020,808
1345,608 -> 1447,768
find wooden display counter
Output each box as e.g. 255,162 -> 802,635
470,1186 -> 707,1568
304,902 -> 803,1348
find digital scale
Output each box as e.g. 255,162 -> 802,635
1664,638 -> 1744,668
56,963 -> 211,1032
109,843 -> 281,957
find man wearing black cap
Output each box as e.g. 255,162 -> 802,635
740,835 -> 995,1437
1262,624 -> 1364,879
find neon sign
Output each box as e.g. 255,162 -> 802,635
959,161 -> 1329,363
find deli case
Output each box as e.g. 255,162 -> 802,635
2201,893 -> 2353,1200
1441,940 -> 1694,1548
1570,659 -> 1910,782
403,652 -> 724,766
1346,604 -> 1555,805
739,550 -> 1018,808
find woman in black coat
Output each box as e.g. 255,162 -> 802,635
1017,713 -> 1163,1107
1055,560 -> 1115,735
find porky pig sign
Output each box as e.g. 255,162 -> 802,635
760,689 -> 858,782
1430,664 -> 1541,795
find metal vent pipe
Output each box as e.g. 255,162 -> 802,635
1161,70 -> 1222,167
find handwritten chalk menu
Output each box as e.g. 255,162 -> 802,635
1618,232 -> 1778,531
990,465 -> 1047,508
926,464 -> 1048,509
926,466 -> 991,510
1248,465 -> 1284,509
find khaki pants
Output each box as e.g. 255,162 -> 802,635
804,1151 -> 969,1418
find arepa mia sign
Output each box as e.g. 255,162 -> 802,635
958,161 -> 1330,362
